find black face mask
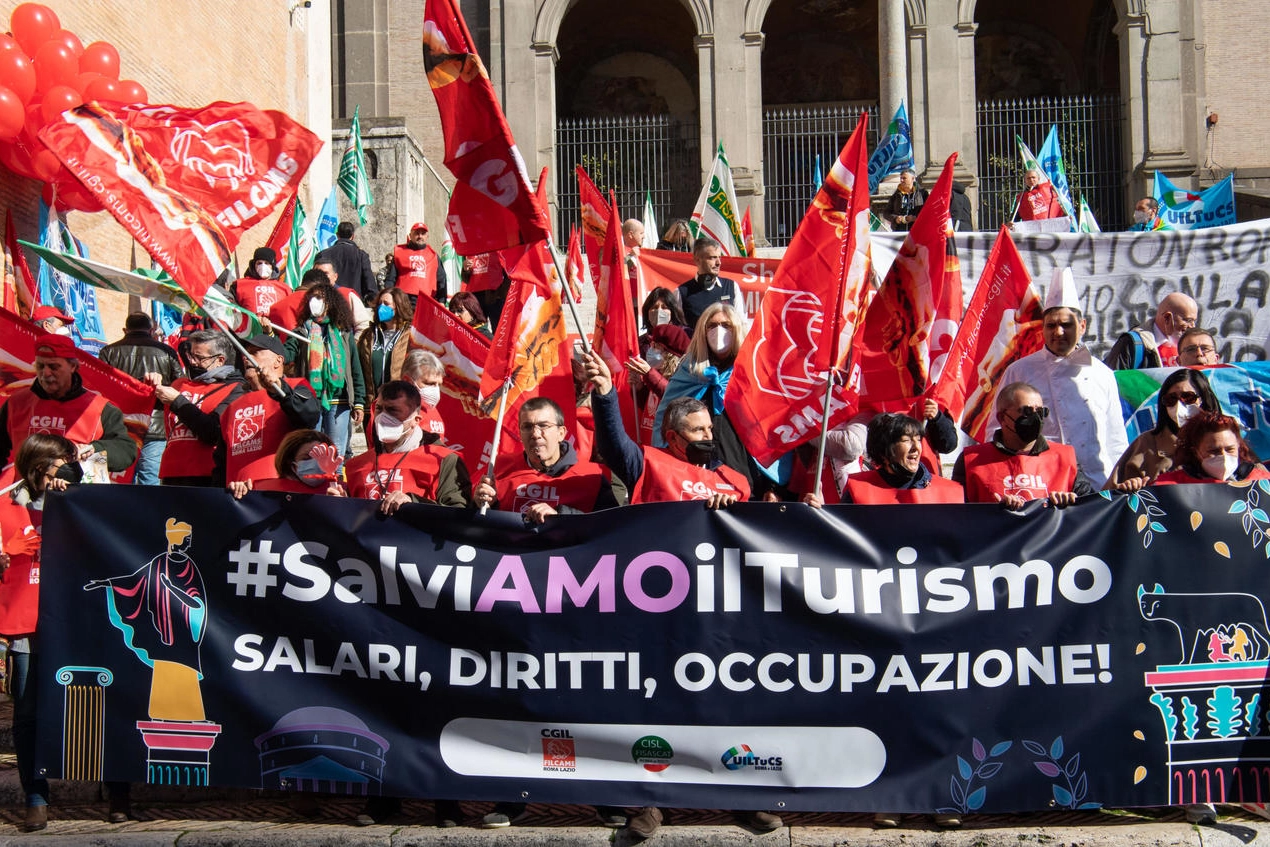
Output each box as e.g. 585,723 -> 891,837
684,439 -> 718,466
1011,410 -> 1045,443
187,364 -> 207,380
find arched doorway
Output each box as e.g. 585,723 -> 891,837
974,0 -> 1126,229
553,0 -> 700,236
759,0 -> 879,246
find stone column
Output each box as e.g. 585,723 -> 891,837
334,0 -> 389,117
878,0 -> 906,131
912,1 -> 976,185
695,33 -> 717,178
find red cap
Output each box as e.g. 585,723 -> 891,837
32,332 -> 78,360
31,304 -> 74,325
409,222 -> 429,234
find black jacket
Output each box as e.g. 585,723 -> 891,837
98,332 -> 182,442
316,238 -> 377,301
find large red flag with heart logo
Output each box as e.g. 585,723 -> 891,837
423,0 -> 552,256
725,113 -> 873,465
37,101 -> 322,306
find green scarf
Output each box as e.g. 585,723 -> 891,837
306,318 -> 347,410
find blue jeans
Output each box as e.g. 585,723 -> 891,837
320,404 -> 351,457
134,439 -> 166,485
11,650 -> 48,806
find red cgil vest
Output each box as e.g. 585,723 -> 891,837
846,469 -> 965,504
221,379 -> 314,483
4,389 -> 107,463
633,447 -> 752,504
345,444 -> 456,502
961,442 -> 1078,503
392,244 -> 439,297
159,379 -> 239,480
494,452 -> 608,515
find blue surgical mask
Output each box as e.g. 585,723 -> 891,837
377,304 -> 395,323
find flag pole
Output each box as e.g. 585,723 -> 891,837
545,233 -> 591,354
480,376 -> 514,516
811,369 -> 836,502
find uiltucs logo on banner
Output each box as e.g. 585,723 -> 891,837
35,483 -> 1270,812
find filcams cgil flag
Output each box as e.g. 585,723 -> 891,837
422,0 -> 551,256
37,101 -> 322,306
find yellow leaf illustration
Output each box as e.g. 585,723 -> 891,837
1134,766 -> 1147,784
1214,542 -> 1231,559
1190,511 -> 1203,531
1135,643 -> 1146,655
1137,514 -> 1149,532
1133,730 -> 1145,741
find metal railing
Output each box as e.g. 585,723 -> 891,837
761,103 -> 880,248
555,115 -> 700,242
976,95 -> 1125,232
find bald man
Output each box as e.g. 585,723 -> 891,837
1103,292 -> 1198,370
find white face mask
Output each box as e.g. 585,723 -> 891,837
1201,453 -> 1239,481
309,297 -> 326,317
1133,210 -> 1150,225
255,262 -> 273,277
653,308 -> 671,326
1170,400 -> 1200,428
707,325 -> 733,355
375,412 -> 405,444
419,384 -> 442,408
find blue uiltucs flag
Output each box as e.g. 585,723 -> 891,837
1153,172 -> 1236,230
867,102 -> 914,193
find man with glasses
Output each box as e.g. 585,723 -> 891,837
148,330 -> 246,487
472,397 -> 618,524
953,382 -> 1096,506
1177,328 -> 1222,367
1104,291 -> 1199,370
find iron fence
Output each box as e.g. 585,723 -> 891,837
555,115 -> 700,243
761,103 -> 880,248
976,95 -> 1125,232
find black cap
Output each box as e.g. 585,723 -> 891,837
251,247 -> 278,265
244,334 -> 285,357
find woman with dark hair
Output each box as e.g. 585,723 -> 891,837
358,287 -> 415,402
1153,412 -> 1268,485
1109,368 -> 1222,485
449,291 -> 493,338
842,413 -> 965,504
228,429 -> 348,497
1,434 -> 77,830
283,273 -> 365,457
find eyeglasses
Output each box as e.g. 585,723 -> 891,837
1013,406 -> 1050,419
187,352 -> 222,365
1165,391 -> 1200,406
519,421 -> 562,433
1181,344 -> 1215,355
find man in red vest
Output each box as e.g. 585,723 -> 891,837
0,333 -> 137,472
585,350 -> 749,507
231,247 -> 291,318
473,397 -> 617,522
221,335 -> 320,484
1013,168 -> 1064,222
952,382 -> 1093,507
384,222 -> 445,305
344,380 -> 471,512
149,330 -> 246,487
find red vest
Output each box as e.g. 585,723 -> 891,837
4,389 -> 107,462
463,250 -> 504,293
160,379 -> 239,480
846,470 -> 965,504
633,447 -> 752,504
268,288 -> 307,330
345,444 -> 456,501
0,497 -> 39,636
494,452 -> 608,515
1018,184 -> 1063,221
961,441 -> 1078,503
235,277 -> 291,315
254,476 -> 322,493
392,244 -> 439,297
221,379 -> 314,483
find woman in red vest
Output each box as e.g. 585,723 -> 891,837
228,429 -> 348,498
1153,412 -> 1270,485
843,413 -> 964,504
0,434 -> 77,830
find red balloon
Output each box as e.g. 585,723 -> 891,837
0,141 -> 34,178
40,84 -> 80,124
116,79 -> 147,105
30,147 -> 59,181
0,49 -> 36,105
9,3 -> 60,57
50,29 -> 82,57
73,71 -> 100,96
0,86 -> 23,140
33,40 -> 77,96
0,34 -> 20,53
78,41 -> 119,80
84,76 -> 119,104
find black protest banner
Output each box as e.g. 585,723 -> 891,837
35,482 -> 1270,812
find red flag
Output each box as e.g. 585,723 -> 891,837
593,192 -> 641,442
576,165 -> 610,285
564,226 -> 587,304
930,225 -> 1045,442
3,214 -> 38,319
423,0 -> 551,255
741,206 -> 755,256
38,101 -> 322,306
725,113 -> 873,465
854,152 -> 963,411
264,194 -> 296,268
479,240 -> 569,414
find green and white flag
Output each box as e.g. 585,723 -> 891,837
439,217 -> 462,301
284,197 -> 314,290
1014,135 -> 1048,183
1078,195 -> 1102,233
338,106 -> 373,225
641,189 -> 658,249
689,142 -> 747,257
